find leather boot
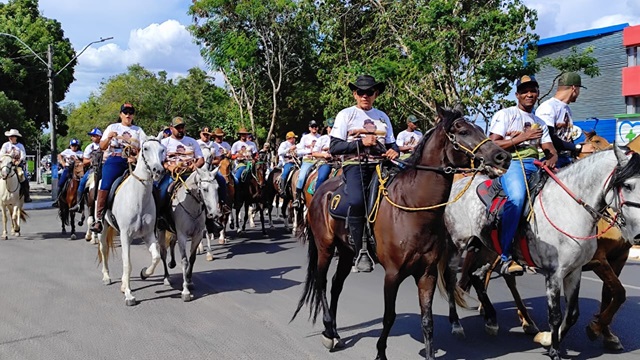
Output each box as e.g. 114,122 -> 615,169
91,190 -> 108,233
21,181 -> 32,203
349,217 -> 374,273
69,190 -> 84,213
292,189 -> 303,208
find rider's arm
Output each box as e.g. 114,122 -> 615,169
541,142 -> 558,168
329,136 -> 364,155
194,157 -> 205,169
57,154 -> 66,167
99,125 -> 114,150
547,126 -> 577,152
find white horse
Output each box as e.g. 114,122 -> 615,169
0,154 -> 27,239
97,139 -> 166,306
444,146 -> 640,360
82,172 -> 99,244
158,167 -> 220,301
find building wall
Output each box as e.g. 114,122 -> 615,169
536,31 -> 627,120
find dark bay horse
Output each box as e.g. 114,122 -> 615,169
234,152 -> 268,236
58,159 -> 84,239
290,106 -> 511,360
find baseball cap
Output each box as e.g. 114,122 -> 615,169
326,117 -> 335,127
558,72 -> 586,89
70,139 -> 80,146
309,120 -> 318,127
200,126 -> 211,135
120,103 -> 135,113
515,75 -> 538,91
286,131 -> 297,139
87,127 -> 102,136
171,116 -> 185,127
407,115 -> 419,123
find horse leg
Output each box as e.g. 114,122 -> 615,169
85,215 -> 93,241
241,204 -> 249,233
504,274 -> 539,335
587,256 -> 627,351
168,234 -> 177,269
158,231 -> 172,286
97,230 -> 111,285
139,234 -> 161,281
323,249 -> 352,349
259,205 -> 268,237
534,274 -> 563,360
186,234 -> 203,291
12,205 -> 20,236
2,207 -> 8,240
249,205 -> 256,228
443,258 -> 466,338
69,211 -> 76,240
375,271 -> 404,360
176,233 -> 192,302
120,234 -> 137,306
404,270 -> 437,360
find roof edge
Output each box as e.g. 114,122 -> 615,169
538,23 -> 629,46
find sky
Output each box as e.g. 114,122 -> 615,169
3,0 -> 640,106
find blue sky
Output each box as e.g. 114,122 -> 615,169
4,0 -> 640,106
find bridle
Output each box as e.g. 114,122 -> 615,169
128,138 -> 161,184
177,171 -> 218,220
0,156 -> 17,181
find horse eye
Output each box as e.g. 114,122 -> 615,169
623,183 -> 634,191
459,130 -> 469,136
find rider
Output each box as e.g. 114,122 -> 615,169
157,117 -> 205,208
231,127 -> 257,185
535,72 -> 584,168
488,75 -> 558,275
292,120 -> 321,207
314,118 -> 335,192
396,115 -> 423,159
69,128 -> 103,213
277,131 -> 298,196
52,139 -> 83,207
91,103 -> 148,233
0,129 -> 31,202
212,128 -> 231,155
197,126 -> 216,151
329,75 -> 399,273
247,133 -> 259,154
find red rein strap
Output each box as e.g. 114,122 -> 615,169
534,160 -> 617,240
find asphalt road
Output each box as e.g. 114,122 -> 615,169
0,207 -> 639,360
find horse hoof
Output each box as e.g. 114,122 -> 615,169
182,293 -> 192,302
604,337 -> 624,352
168,260 -> 176,269
78,221 -> 84,226
586,323 -> 600,341
485,323 -> 499,336
321,335 -> 343,350
262,232 -> 269,238
206,253 -> 214,261
218,238 -> 226,245
125,298 -> 137,306
534,331 -> 551,347
451,324 -> 466,339
70,234 -> 76,240
163,278 -> 171,286
140,267 -> 149,280
523,323 -> 540,335
2,235 -> 7,240
102,278 -> 112,286
186,282 -> 195,291
13,232 -> 19,237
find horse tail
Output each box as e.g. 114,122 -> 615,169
19,208 -> 28,221
98,226 -> 117,264
437,238 -> 469,310
58,206 -> 69,226
290,221 -> 322,324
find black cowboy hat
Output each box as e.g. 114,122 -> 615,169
348,75 -> 385,94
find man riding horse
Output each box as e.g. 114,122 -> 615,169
196,125 -> 230,214
292,120 -> 322,207
91,103 -> 148,233
0,129 -> 31,203
313,118 -> 336,192
70,127 -> 103,213
231,128 -> 257,185
277,131 -> 298,197
329,74 -> 399,273
52,139 -> 83,208
396,115 -> 423,159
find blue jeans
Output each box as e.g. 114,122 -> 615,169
77,170 -> 91,196
99,156 -> 128,191
499,158 -> 538,260
281,162 -> 295,184
296,162 -> 314,190
234,165 -> 246,185
215,171 -> 227,203
58,168 -> 69,192
343,164 -> 374,217
556,154 -> 573,169
315,164 -> 332,191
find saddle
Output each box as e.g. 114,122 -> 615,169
306,164 -> 340,196
104,170 -> 130,232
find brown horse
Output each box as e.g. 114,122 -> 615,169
455,131 -> 637,351
58,159 -> 84,239
216,156 -> 235,243
290,106 -> 511,360
234,152 -> 269,236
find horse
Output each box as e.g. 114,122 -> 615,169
97,139 -> 166,306
79,150 -> 103,244
157,167 -> 220,301
263,167 -> 284,228
234,152 -> 268,236
443,146 -> 640,360
0,154 -> 27,240
57,159 -> 84,239
577,130 -> 612,159
290,106 -> 511,360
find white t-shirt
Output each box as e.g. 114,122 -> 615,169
215,141 -> 231,157
535,97 -> 574,142
317,134 -> 331,152
0,142 -> 26,162
231,140 -> 256,157
489,106 -> 551,147
298,133 -> 321,157
197,139 -> 215,148
247,140 -> 259,154
396,130 -> 423,151
161,136 -> 203,166
277,140 -> 296,166
101,123 -> 147,157
59,148 -> 83,163
330,106 -> 395,146
82,142 -> 101,159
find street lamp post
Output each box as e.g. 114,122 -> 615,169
0,33 -> 113,199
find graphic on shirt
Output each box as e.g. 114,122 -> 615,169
347,118 -> 388,145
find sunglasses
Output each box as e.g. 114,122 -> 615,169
356,89 -> 376,97
121,109 -> 135,115
174,125 -> 185,129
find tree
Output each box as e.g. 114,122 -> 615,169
0,0 -> 76,147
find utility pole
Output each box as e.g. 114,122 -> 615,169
48,44 -> 58,199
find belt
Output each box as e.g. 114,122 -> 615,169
558,151 -> 573,156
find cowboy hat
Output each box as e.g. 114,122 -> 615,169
213,128 -> 225,137
4,129 -> 22,137
237,127 -> 250,135
348,75 -> 385,94
200,126 -> 212,135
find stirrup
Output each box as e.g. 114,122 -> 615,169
500,260 -> 524,276
353,249 -> 374,273
70,203 -> 82,212
91,220 -> 103,234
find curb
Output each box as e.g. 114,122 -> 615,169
24,201 -> 53,211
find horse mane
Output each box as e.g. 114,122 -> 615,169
404,107 -> 464,166
607,151 -> 640,193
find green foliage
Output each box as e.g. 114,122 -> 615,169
0,0 -> 76,150
535,46 -> 601,103
61,64 -> 233,148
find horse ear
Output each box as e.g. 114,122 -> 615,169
211,167 -> 219,177
614,144 -> 629,167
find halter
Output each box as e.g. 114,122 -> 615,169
0,155 -> 17,181
176,172 -> 216,220
128,138 -> 161,184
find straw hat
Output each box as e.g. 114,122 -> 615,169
237,127 -> 250,135
213,128 -> 225,137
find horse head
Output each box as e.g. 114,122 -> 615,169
0,155 -> 16,180
580,131 -> 612,158
194,167 -> 221,219
253,152 -> 269,188
139,139 -> 166,182
428,105 -> 510,178
605,145 -> 640,245
200,146 -> 215,171
72,159 -> 85,179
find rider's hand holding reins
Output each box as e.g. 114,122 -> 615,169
362,135 -> 377,147
383,149 -> 399,160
